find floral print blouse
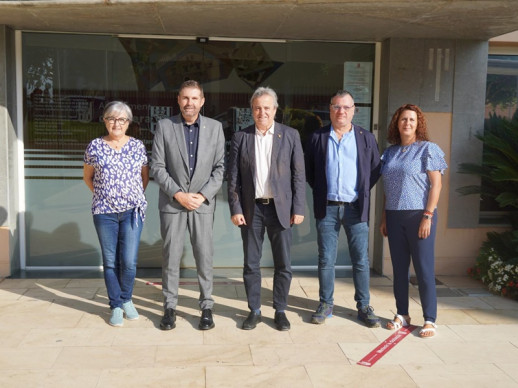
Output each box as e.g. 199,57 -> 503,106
84,137 -> 148,222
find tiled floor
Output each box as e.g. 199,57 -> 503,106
0,270 -> 517,387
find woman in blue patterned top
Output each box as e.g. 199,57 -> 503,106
380,104 -> 447,338
83,101 -> 149,327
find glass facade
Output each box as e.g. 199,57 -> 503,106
22,32 -> 375,268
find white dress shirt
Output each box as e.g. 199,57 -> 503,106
254,124 -> 274,199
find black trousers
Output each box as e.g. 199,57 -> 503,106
240,202 -> 292,312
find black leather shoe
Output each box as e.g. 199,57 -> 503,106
198,309 -> 215,330
160,308 -> 176,330
242,311 -> 262,330
274,311 -> 290,331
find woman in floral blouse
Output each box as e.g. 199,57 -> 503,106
380,104 -> 447,338
83,101 -> 149,327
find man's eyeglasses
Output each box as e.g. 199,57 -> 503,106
104,117 -> 130,125
330,105 -> 355,112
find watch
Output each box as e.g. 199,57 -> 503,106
423,214 -> 432,220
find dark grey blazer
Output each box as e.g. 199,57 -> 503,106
227,122 -> 306,229
150,114 -> 225,214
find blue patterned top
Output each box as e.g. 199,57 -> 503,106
84,137 -> 148,222
381,141 -> 447,210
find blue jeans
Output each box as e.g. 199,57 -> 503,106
93,208 -> 143,310
316,202 -> 370,309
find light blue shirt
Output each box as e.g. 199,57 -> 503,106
326,125 -> 358,202
381,141 -> 448,210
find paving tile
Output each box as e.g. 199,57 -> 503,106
306,363 -> 417,388
47,298 -> 107,315
0,328 -> 29,347
54,346 -> 155,369
404,363 -> 518,387
250,343 -> 348,366
449,324 -> 518,342
0,299 -> 51,314
19,327 -> 116,347
1,272 -> 517,386
0,369 -> 101,388
464,308 -> 518,324
496,363 -> 518,383
66,279 -> 106,288
431,308 -> 479,325
0,288 -> 27,300
478,296 -> 518,310
428,341 -> 518,364
20,286 -> 99,301
436,276 -> 485,288
288,320 -> 378,344
112,327 -> 204,346
0,348 -> 62,369
207,365 -> 313,388
155,344 -> 252,367
0,309 -> 84,329
203,314 -> 294,345
98,367 -> 205,388
437,296 -> 494,310
0,279 -> 40,289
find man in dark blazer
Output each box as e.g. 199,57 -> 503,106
305,90 -> 381,327
227,86 -> 306,331
151,80 -> 225,331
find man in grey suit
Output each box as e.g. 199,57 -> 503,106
227,86 -> 306,331
151,80 -> 225,331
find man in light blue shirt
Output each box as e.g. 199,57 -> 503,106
305,90 -> 381,327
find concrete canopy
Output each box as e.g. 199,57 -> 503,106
0,0 -> 517,41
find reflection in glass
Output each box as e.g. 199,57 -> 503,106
22,32 -> 375,268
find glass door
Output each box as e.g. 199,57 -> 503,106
22,32 -> 375,268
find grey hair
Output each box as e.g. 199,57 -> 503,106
250,86 -> 279,109
330,90 -> 354,104
103,101 -> 133,121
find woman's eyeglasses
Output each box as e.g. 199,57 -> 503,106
104,117 -> 130,125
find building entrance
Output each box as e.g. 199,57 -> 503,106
22,32 -> 375,269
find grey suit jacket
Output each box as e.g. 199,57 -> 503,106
227,122 -> 306,229
150,114 -> 225,214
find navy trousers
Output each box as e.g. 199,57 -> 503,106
385,210 -> 437,323
240,202 -> 292,312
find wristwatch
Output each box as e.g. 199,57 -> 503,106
423,214 -> 432,220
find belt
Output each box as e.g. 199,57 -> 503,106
327,200 -> 352,206
256,198 -> 274,205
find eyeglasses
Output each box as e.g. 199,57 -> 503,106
104,117 -> 130,125
330,105 -> 355,112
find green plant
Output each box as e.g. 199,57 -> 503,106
460,113 -> 518,300
457,113 -> 518,209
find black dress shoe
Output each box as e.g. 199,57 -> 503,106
160,308 -> 176,330
242,311 -> 262,330
274,311 -> 290,331
198,309 -> 215,330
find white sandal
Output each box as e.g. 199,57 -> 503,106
386,314 -> 411,330
419,321 -> 437,338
